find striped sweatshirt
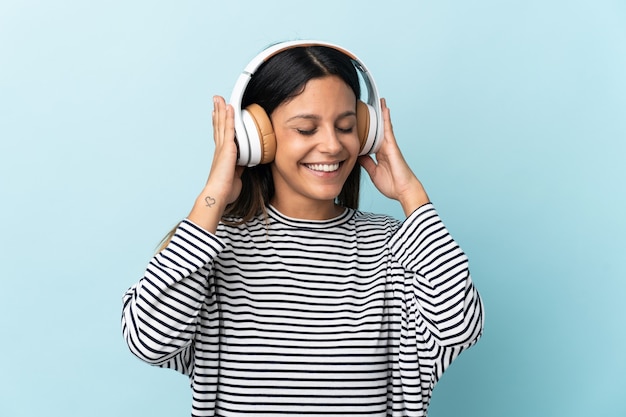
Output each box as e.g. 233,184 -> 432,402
122,203 -> 484,417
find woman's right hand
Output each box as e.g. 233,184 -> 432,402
187,96 -> 243,233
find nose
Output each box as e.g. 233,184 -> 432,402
318,126 -> 343,154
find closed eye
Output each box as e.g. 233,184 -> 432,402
297,128 -> 317,136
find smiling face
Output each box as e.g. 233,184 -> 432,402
269,75 -> 360,219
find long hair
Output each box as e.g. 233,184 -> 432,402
224,45 -> 362,224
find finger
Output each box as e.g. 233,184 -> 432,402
381,98 -> 397,145
212,96 -> 219,142
213,96 -> 226,145
213,96 -> 229,145
358,155 -> 377,177
225,103 -> 235,141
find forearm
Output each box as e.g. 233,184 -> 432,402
391,204 -> 484,347
187,184 -> 230,234
413,254 -> 483,347
122,220 -> 225,364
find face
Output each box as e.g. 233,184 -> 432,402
269,75 -> 360,218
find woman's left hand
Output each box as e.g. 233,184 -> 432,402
358,98 -> 430,216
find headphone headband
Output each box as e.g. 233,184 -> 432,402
229,40 -> 384,166
242,40 -> 358,74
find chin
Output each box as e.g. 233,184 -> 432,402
309,189 -> 344,203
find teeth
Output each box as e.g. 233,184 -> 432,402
306,163 -> 340,172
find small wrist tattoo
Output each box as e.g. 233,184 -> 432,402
204,196 -> 216,207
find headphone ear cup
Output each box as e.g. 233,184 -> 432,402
243,103 -> 276,165
356,100 -> 373,153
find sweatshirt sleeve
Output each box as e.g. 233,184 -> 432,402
390,203 -> 484,348
121,219 -> 226,371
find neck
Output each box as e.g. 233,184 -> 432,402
270,198 -> 343,220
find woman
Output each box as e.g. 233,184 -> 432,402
122,41 -> 484,417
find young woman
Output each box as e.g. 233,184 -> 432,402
122,41 -> 484,417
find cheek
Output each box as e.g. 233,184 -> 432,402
352,135 -> 362,153
344,134 -> 361,156
273,131 -> 298,158
274,125 -> 320,153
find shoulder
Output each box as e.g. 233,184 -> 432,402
350,210 -> 402,233
216,213 -> 266,235
352,210 -> 398,222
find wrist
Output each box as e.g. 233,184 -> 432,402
398,181 -> 430,217
187,189 -> 228,234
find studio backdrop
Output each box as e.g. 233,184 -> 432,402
0,1 -> 624,416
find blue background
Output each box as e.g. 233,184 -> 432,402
1,1 -> 624,416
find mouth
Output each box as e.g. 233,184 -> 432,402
304,162 -> 341,173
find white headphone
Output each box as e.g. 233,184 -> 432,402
228,40 -> 384,167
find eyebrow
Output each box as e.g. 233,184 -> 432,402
286,110 -> 357,123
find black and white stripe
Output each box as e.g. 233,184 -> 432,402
122,203 -> 483,416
